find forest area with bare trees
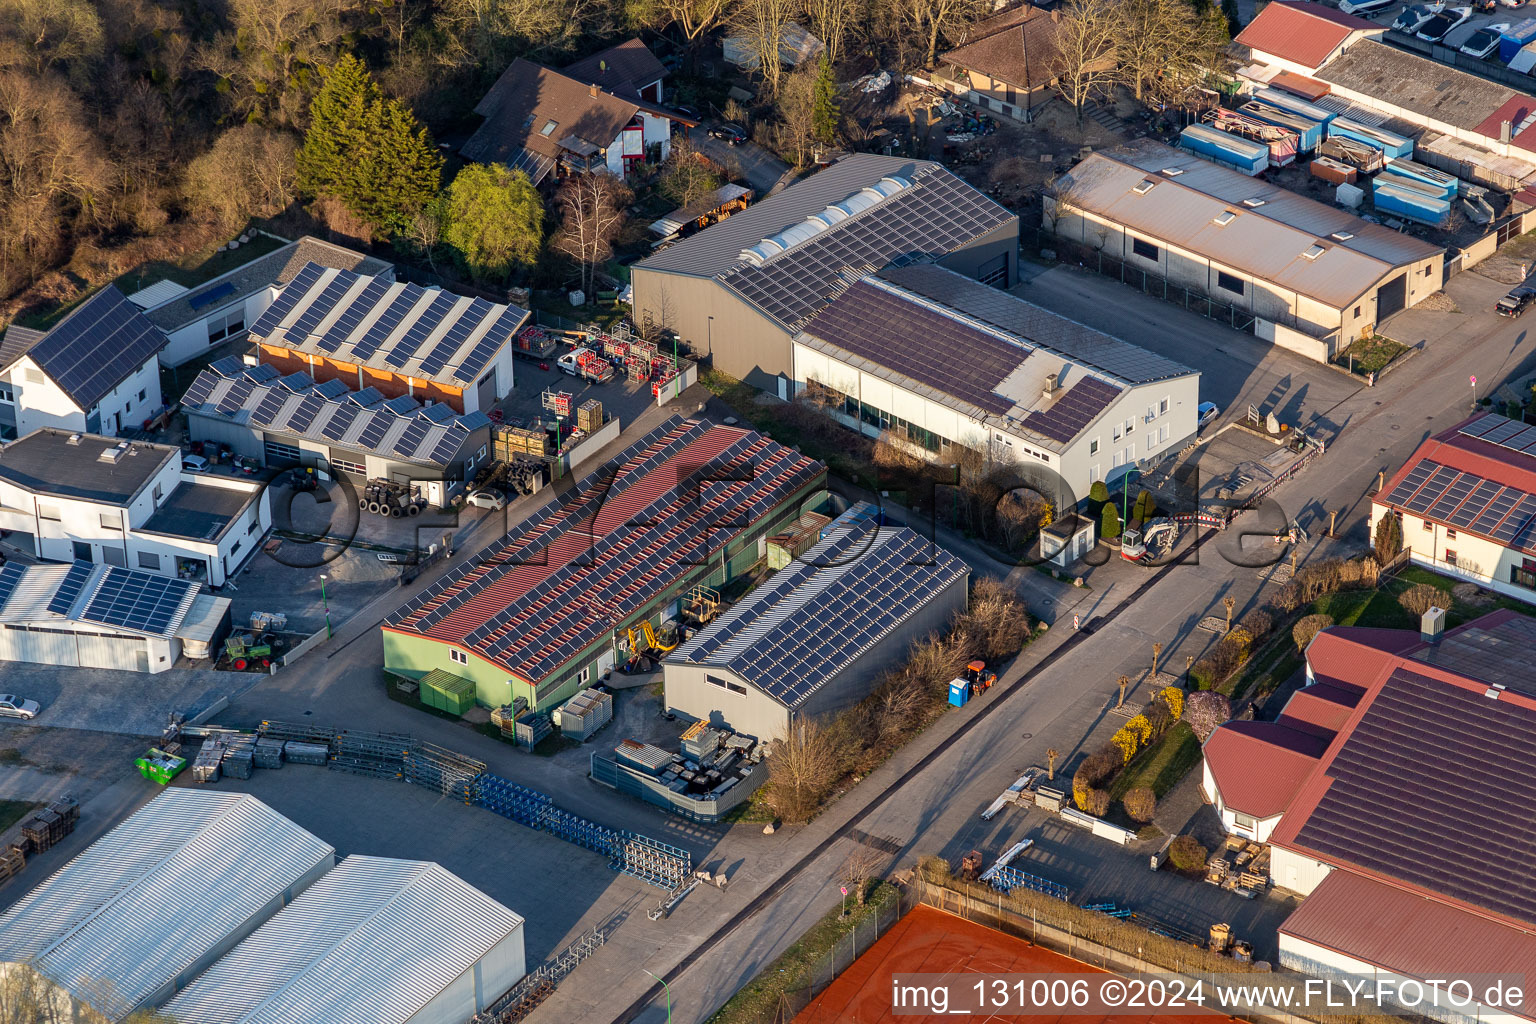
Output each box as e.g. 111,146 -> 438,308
0,0 -> 1239,324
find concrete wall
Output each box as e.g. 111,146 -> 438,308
404,923 -> 526,1024
1371,502 -> 1536,605
1256,318 -> 1333,362
664,662 -> 795,739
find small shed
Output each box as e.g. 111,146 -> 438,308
420,668 -> 477,715
724,23 -> 824,69
1041,514 -> 1095,568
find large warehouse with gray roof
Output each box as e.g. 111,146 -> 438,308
631,154 -> 1018,393
1048,140 -> 1444,358
664,506 -> 970,739
793,264 -> 1200,495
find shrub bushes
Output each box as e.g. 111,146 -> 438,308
1123,786 -> 1157,823
1089,480 -> 1109,505
1167,834 -> 1209,872
1398,582 -> 1449,618
1238,607 -> 1273,640
1073,748 -> 1118,810
1292,613 -> 1334,652
1101,503 -> 1122,541
1083,788 -> 1110,817
1159,686 -> 1184,720
1183,690 -> 1231,741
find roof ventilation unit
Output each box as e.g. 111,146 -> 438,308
1330,231 -> 1355,241
1213,210 -> 1236,226
98,442 -> 129,464
1132,178 -> 1157,195
66,433 -> 83,446
1160,167 -> 1184,176
1421,606 -> 1446,643
1301,244 -> 1327,260
1242,197 -> 1266,207
1042,372 -> 1060,400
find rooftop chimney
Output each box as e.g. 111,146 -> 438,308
590,83 -> 599,98
1502,120 -> 1514,144
1051,7 -> 1059,20
1042,372 -> 1059,400
1421,606 -> 1446,644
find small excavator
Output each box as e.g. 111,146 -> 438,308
1120,518 -> 1179,563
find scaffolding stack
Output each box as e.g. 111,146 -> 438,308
614,833 -> 691,889
989,865 -> 1070,901
329,730 -> 412,780
260,720 -> 339,746
474,774 -> 556,828
405,742 -> 485,802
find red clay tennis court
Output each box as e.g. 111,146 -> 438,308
795,905 -> 1219,1024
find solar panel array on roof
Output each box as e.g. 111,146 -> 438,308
1380,457 -> 1536,552
720,167 -> 1014,330
47,561 -> 93,616
1293,668 -> 1536,926
25,287 -> 170,411
187,280 -> 237,312
1461,414 -> 1536,455
180,364 -> 486,468
254,265 -> 529,387
800,280 -> 1021,415
671,515 -> 969,707
81,569 -> 196,635
386,418 -> 825,683
0,561 -> 26,613
1412,615 -> 1536,698
1023,376 -> 1124,444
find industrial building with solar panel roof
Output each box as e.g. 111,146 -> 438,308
630,153 -> 1019,393
664,503 -> 971,740
794,264 -> 1201,498
1202,611 -> 1536,1018
247,262 -> 529,415
1372,411 -> 1536,602
382,416 -> 827,712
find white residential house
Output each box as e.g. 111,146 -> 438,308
0,286 -> 167,439
0,430 -> 270,588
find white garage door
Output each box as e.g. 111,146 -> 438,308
76,633 -> 146,671
4,628 -> 81,667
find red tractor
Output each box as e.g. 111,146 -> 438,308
964,660 -> 997,696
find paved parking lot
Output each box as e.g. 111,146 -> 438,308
1014,266 -> 1362,437
500,355 -> 666,433
1354,1 -> 1521,54
0,663 -> 236,735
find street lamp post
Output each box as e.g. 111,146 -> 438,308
641,969 -> 672,1024
319,574 -> 333,639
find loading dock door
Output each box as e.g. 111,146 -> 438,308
477,368 -> 498,412
1376,274 -> 1406,320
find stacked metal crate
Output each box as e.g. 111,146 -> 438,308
555,688 -> 613,740
253,738 -> 285,768
282,741 -> 329,765
192,740 -> 225,783
221,734 -> 257,780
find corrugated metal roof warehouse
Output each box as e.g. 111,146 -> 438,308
0,790 -> 335,1022
163,855 -> 526,1024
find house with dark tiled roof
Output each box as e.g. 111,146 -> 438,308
1203,612 -> 1536,1021
461,41 -> 696,185
127,235 -> 392,368
940,5 -> 1066,122
632,154 -> 1018,392
1373,411 -> 1536,603
0,287 -> 168,439
791,264 -> 1199,495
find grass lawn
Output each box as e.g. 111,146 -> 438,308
1109,722 -> 1201,802
707,881 -> 898,1024
1385,565 -> 1536,626
113,232 -> 287,296
0,799 -> 41,834
1335,336 -> 1407,376
699,369 -> 878,483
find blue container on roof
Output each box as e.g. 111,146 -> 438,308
1240,100 -> 1325,152
1328,118 -> 1413,159
1373,181 -> 1451,226
1256,88 -> 1336,126
1500,19 -> 1536,63
1179,124 -> 1268,175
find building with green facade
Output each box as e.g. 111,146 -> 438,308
382,416 -> 826,712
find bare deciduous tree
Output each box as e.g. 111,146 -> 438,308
733,0 -> 797,94
1222,595 -> 1236,631
802,0 -> 861,64
656,0 -> 730,44
773,63 -> 819,167
1115,0 -> 1230,106
1050,0 -> 1118,124
552,171 -> 631,300
764,717 -> 839,823
840,844 -> 886,906
183,125 -> 299,229
894,0 -> 990,68
196,0 -> 360,127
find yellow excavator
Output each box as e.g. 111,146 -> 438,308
624,620 -> 680,662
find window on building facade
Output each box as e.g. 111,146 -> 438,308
0,385 -> 13,404
1514,560 -> 1536,590
264,439 -> 301,463
331,456 -> 365,476
1089,438 -> 1099,455
1445,549 -> 1458,567
38,504 -> 60,521
1446,528 -> 1457,540
1423,518 -> 1434,531
208,308 -> 246,344
450,648 -> 468,665
138,551 -> 160,570
99,513 -> 120,530
1160,397 -> 1169,415
1217,271 -> 1244,295
1131,237 -> 1159,261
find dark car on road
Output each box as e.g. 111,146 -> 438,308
708,123 -> 748,146
1496,285 -> 1536,318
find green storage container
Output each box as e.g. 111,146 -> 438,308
420,669 -> 476,715
136,748 -> 186,786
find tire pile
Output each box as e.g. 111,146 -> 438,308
359,480 -> 425,517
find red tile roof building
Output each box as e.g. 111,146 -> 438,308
1203,613 -> 1536,1019
1234,2 -> 1381,74
382,417 -> 825,712
1372,411 -> 1536,604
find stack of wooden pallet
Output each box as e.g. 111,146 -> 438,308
0,844 -> 23,884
